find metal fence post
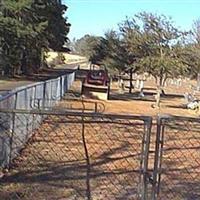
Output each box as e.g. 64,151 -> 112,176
8,92 -> 18,168
14,91 -> 18,110
60,77 -> 62,99
25,87 -> 28,109
151,116 -> 165,200
8,111 -> 16,168
42,81 -> 46,109
140,118 -> 152,200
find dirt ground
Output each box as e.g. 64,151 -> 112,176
0,112 -> 147,200
1,96 -> 200,200
0,64 -> 79,96
1,60 -> 198,118
1,68 -> 200,200
68,76 -> 200,118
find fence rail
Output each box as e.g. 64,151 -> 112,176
0,109 -> 152,200
0,106 -> 200,199
153,115 -> 200,200
0,71 -> 75,110
0,71 -> 76,168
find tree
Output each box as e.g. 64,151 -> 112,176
0,0 -> 70,76
189,19 -> 200,90
100,30 -> 129,73
39,0 -> 71,51
120,12 -> 188,107
74,34 -> 103,64
0,0 -> 48,75
97,30 -> 138,93
175,19 -> 200,91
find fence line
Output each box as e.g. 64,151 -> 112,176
1,101 -> 200,198
0,110 -> 152,200
153,115 -> 200,200
0,70 -> 76,167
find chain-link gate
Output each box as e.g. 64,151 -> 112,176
152,115 -> 200,200
0,109 -> 152,200
2,104 -> 200,200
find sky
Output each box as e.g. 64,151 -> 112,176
64,0 -> 200,40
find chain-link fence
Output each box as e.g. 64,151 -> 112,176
0,71 -> 75,167
0,72 -> 75,110
153,115 -> 200,200
1,103 -> 200,199
0,109 -> 152,200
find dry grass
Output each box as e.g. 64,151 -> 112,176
46,52 -> 87,65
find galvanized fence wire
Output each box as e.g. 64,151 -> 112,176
0,72 -> 75,111
153,116 -> 200,200
2,109 -> 200,200
0,110 -> 152,200
0,72 -> 76,168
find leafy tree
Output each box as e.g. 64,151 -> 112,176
73,34 -> 103,65
73,32 -> 137,92
96,14 -> 187,97
0,0 -> 70,76
38,0 -> 71,51
0,0 -> 47,75
176,19 -> 200,90
188,19 -> 200,89
96,30 -> 138,93
100,30 -> 128,73
120,12 -> 188,106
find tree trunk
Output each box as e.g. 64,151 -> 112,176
40,48 -> 44,69
161,76 -> 167,95
197,73 -> 200,91
155,86 -> 161,108
155,77 -> 162,108
89,62 -> 92,70
129,68 -> 133,94
21,51 -> 28,75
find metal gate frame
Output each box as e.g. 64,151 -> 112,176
151,116 -> 165,200
0,108 -> 153,200
152,115 -> 200,200
3,109 -> 200,199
